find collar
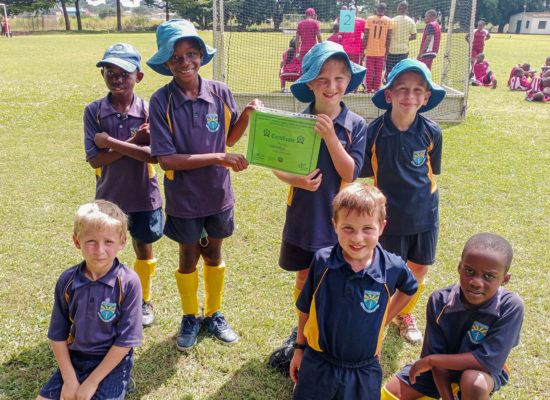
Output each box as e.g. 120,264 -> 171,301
72,258 -> 121,290
444,284 -> 503,318
383,110 -> 421,135
100,94 -> 142,119
327,244 -> 386,284
303,102 -> 354,131
169,76 -> 215,109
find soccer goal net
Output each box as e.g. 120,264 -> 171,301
212,0 -> 476,122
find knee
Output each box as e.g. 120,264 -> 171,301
295,269 -> 309,289
201,239 -> 223,266
460,369 -> 493,399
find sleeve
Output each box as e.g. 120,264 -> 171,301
427,122 -> 442,175
427,24 -> 434,35
358,121 -> 377,178
349,118 -> 368,180
83,102 -> 102,161
114,270 -> 143,348
409,19 -> 416,35
471,294 -> 524,375
221,85 -> 239,136
394,263 -> 418,296
149,88 -> 177,158
47,274 -> 72,342
420,290 -> 450,357
315,20 -> 320,32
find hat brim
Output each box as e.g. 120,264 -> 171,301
97,58 -> 138,72
146,36 -> 216,76
290,51 -> 366,103
372,62 -> 446,113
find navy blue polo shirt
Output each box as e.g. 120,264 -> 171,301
48,259 -> 143,356
422,284 -> 524,376
84,94 -> 163,214
282,103 -> 367,252
360,111 -> 442,235
149,77 -> 238,218
297,243 -> 418,364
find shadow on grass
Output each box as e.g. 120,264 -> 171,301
380,324 -> 407,379
0,341 -> 57,400
206,358 -> 294,400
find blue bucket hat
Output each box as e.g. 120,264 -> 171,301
291,41 -> 366,103
97,43 -> 141,72
372,58 -> 446,112
147,19 -> 216,76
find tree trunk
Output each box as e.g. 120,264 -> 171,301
498,24 -> 504,33
75,0 -> 82,31
117,0 -> 122,31
60,0 -> 71,31
165,1 -> 170,21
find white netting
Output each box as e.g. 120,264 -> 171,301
212,0 -> 476,122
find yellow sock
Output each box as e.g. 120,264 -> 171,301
203,261 -> 226,317
134,258 -> 156,303
294,285 -> 301,318
381,385 -> 400,400
175,269 -> 199,316
400,282 -> 425,316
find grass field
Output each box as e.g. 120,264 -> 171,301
0,32 -> 549,399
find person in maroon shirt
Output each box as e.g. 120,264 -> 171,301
296,8 -> 323,63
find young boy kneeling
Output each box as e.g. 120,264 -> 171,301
382,233 -> 524,400
290,182 -> 418,400
37,200 -> 142,400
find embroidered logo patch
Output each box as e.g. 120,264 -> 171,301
98,301 -> 117,322
411,150 -> 427,167
130,127 -> 138,137
360,290 -> 380,313
206,114 -> 220,132
468,321 -> 489,344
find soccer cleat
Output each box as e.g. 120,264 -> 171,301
282,326 -> 298,347
393,313 -> 423,345
176,314 -> 202,351
126,375 -> 136,394
268,344 -> 295,376
203,312 -> 239,344
142,301 -> 155,327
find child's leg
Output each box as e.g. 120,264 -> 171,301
365,57 -> 376,92
176,243 -> 201,315
459,370 -> 494,400
200,237 -> 224,317
133,240 -> 155,302
373,56 -> 385,91
383,375 -> 427,400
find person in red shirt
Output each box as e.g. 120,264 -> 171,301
279,37 -> 302,92
295,8 -> 322,63
417,10 -> 440,71
466,20 -> 491,68
470,53 -> 497,88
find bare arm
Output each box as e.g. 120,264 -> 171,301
226,99 -> 262,147
409,352 -> 488,384
290,311 -> 309,383
384,290 -> 414,327
418,34 -> 433,58
272,169 -> 322,191
432,367 -> 456,400
50,340 -> 80,400
316,30 -> 323,43
75,345 -> 131,400
315,114 -> 355,182
158,153 -> 248,173
385,29 -> 392,54
409,32 -> 417,41
361,28 -> 369,54
295,33 -> 302,56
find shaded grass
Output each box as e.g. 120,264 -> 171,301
0,33 -> 548,399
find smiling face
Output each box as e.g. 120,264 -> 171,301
74,226 -> 126,277
458,247 -> 510,309
101,65 -> 142,99
333,208 -> 385,271
306,57 -> 351,114
164,38 -> 204,90
385,71 -> 431,120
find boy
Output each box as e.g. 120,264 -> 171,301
526,69 -> 550,102
508,67 -> 530,91
540,56 -> 550,75
466,20 -> 491,68
84,42 -> 164,327
362,2 -> 392,93
360,59 -> 446,345
469,53 -> 497,88
37,200 -> 142,400
296,8 -> 323,63
289,182 -> 418,399
382,233 -> 524,400
147,19 -> 257,350
268,41 -> 367,372
417,10 -> 440,71
386,1 -> 417,79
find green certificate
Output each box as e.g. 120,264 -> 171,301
245,109 -> 321,175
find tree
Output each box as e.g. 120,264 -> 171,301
143,0 -> 172,21
170,0 -> 213,28
59,0 -> 70,30
75,0 -> 82,31
477,0 -> 548,32
3,0 -> 56,15
116,0 -> 122,31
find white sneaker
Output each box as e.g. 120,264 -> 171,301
393,313 -> 422,345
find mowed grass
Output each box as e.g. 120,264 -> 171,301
0,32 -> 548,399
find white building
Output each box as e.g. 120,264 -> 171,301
85,0 -> 140,7
508,12 -> 550,34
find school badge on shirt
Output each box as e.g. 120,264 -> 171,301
206,113 -> 220,132
468,321 -> 489,344
361,290 -> 380,313
411,150 -> 427,167
98,301 -> 117,322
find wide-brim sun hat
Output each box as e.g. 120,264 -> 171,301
372,58 -> 446,113
147,19 -> 216,76
291,41 -> 367,103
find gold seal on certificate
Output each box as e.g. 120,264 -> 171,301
245,108 -> 321,175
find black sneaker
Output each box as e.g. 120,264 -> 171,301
176,314 -> 202,351
142,301 -> 155,327
282,326 -> 298,347
127,375 -> 136,394
203,312 -> 238,344
268,344 -> 295,376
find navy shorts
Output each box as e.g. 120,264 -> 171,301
293,348 -> 382,400
396,362 -> 504,398
379,229 -> 438,266
128,207 -> 164,244
164,207 -> 234,245
39,349 -> 133,400
278,241 -> 315,272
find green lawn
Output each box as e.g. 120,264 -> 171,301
0,33 -> 548,399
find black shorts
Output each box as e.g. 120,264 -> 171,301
379,229 -> 438,266
127,207 -> 164,244
278,241 -> 315,272
164,207 -> 235,245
